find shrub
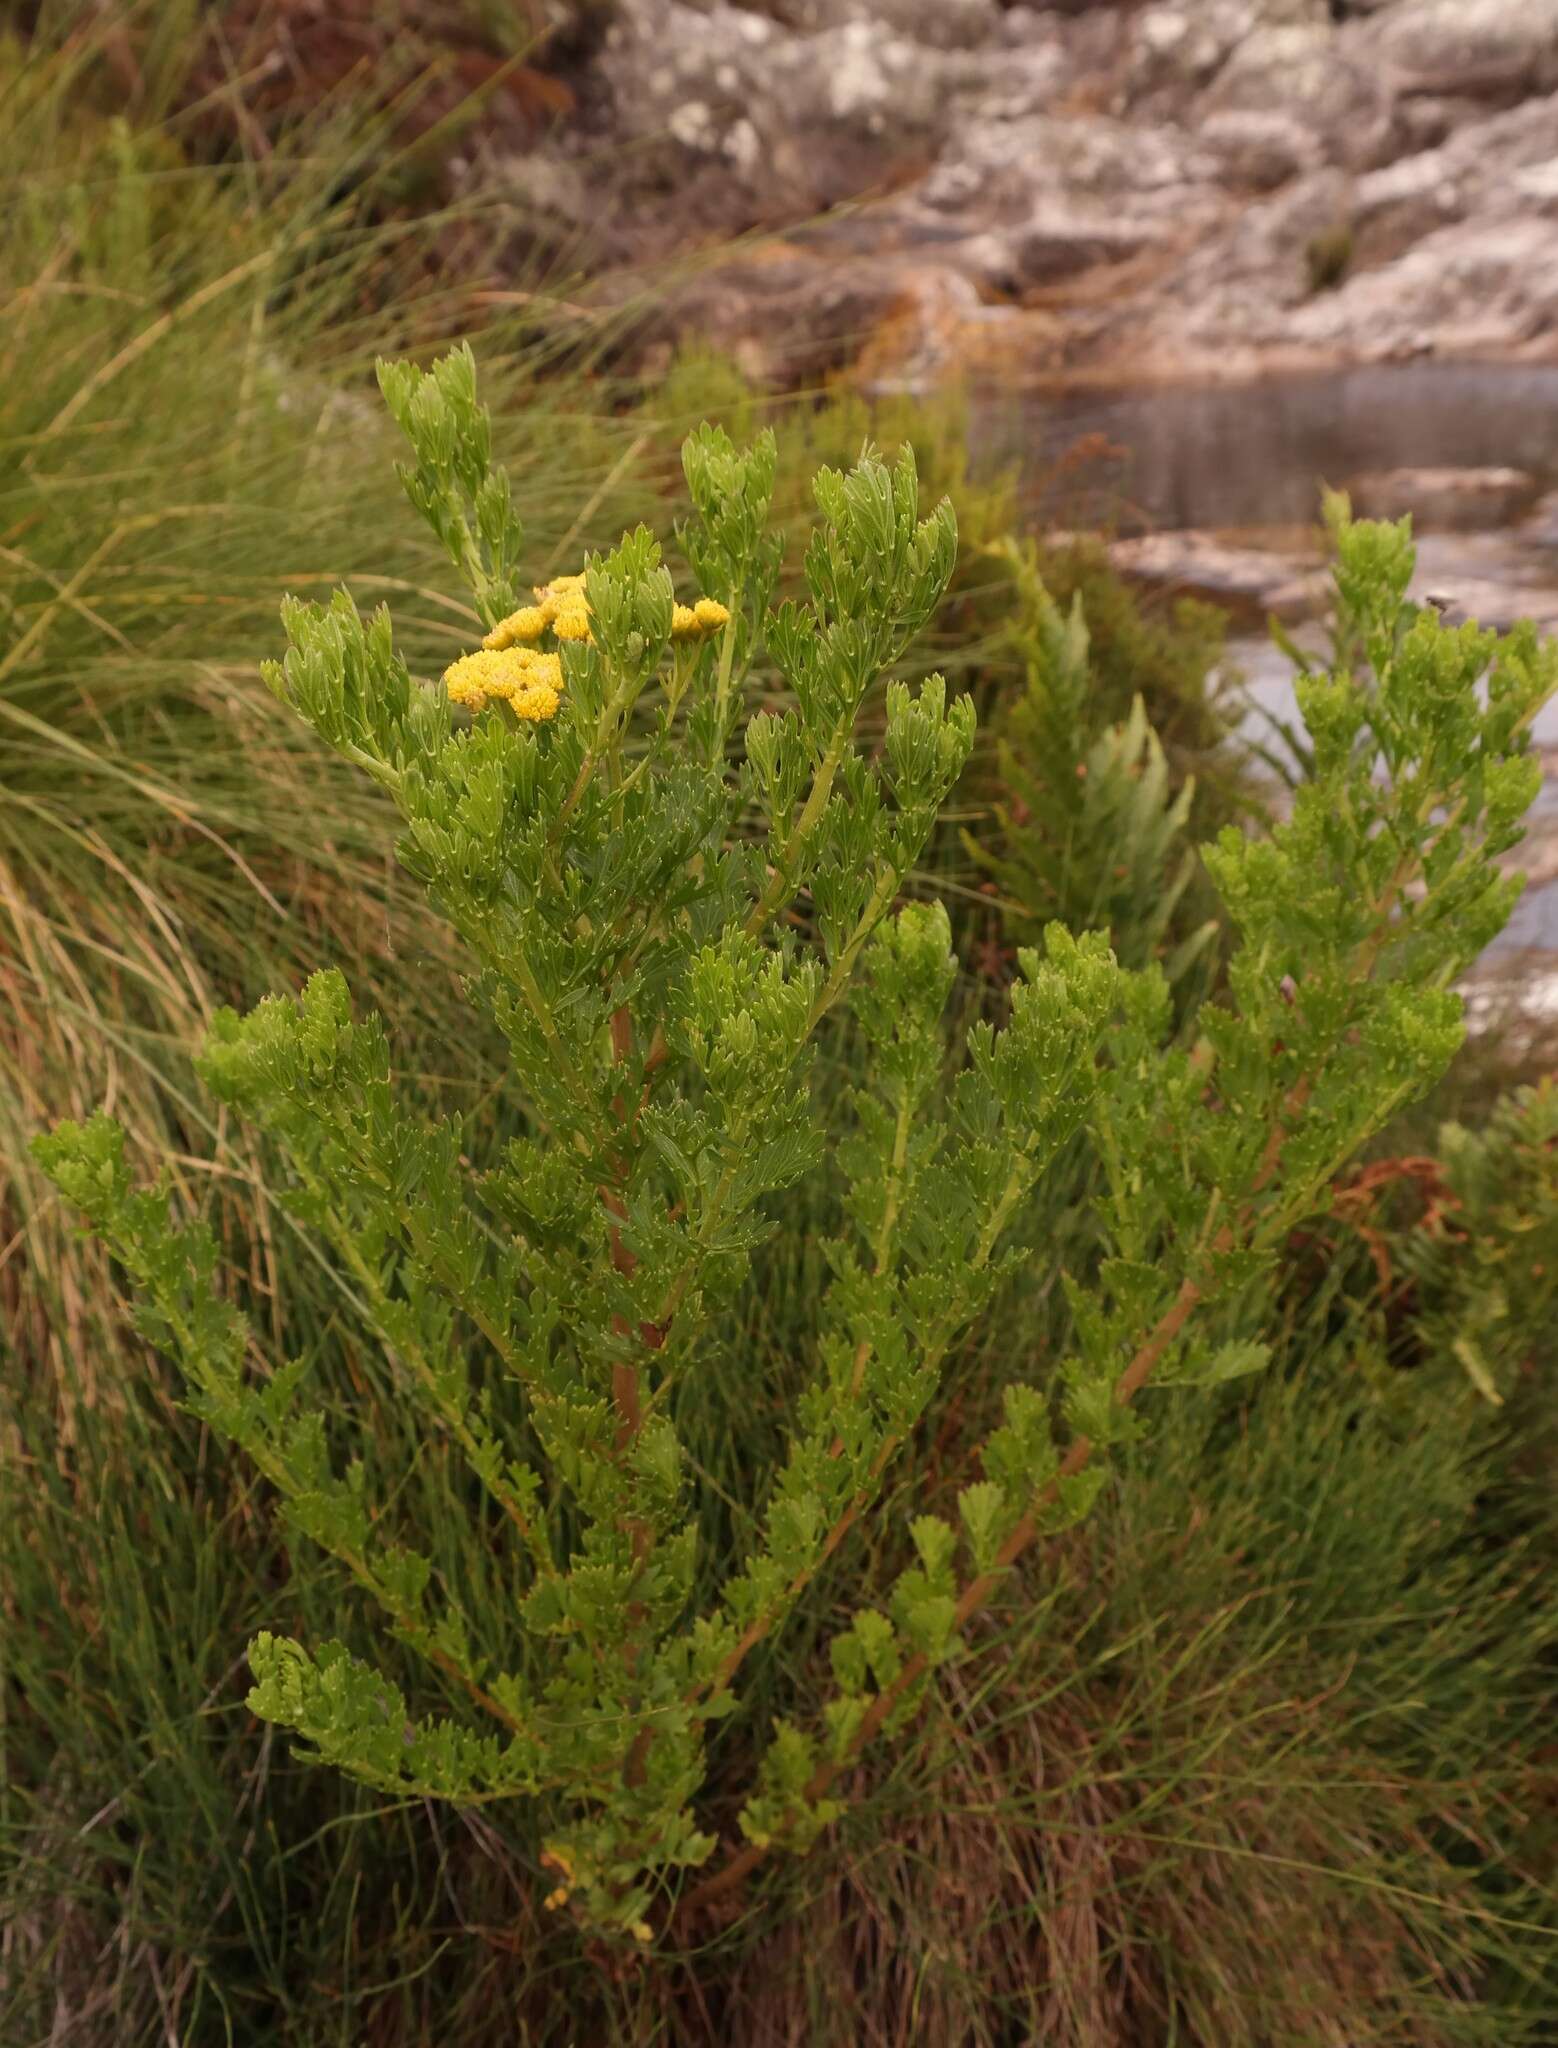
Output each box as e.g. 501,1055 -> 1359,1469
35,344 -> 1555,1948
961,535 -> 1225,1008
1400,1080 -> 1558,1404
1028,539 -> 1235,766
1305,221 -> 1356,295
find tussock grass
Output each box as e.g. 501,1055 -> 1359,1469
703,1394 -> 1553,2045
0,26 -> 653,2035
0,15 -> 652,1408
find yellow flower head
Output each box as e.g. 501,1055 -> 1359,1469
672,596 -> 732,639
482,604 -> 548,650
442,650 -> 506,707
533,571 -> 587,626
551,604 -> 592,643
441,647 -> 562,722
529,571 -> 594,643
518,650 -> 563,694
508,679 -> 562,723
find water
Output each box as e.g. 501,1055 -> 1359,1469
978,362 -> 1558,999
997,362 -> 1558,533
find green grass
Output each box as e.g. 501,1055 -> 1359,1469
4,13 -> 1557,2042
0,31 -> 658,2036
705,1365 -> 1557,2046
0,16 -> 658,1393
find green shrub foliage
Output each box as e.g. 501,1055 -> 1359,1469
36,347 -> 1555,1943
963,535 -> 1223,995
1405,1077 -> 1558,1416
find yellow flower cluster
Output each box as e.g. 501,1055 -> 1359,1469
441,646 -> 564,722
673,596 -> 731,638
479,572 -> 592,655
535,572 -> 592,645
481,604 -> 547,649
443,574 -> 730,721
443,572 -> 593,721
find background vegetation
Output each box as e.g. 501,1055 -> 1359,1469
3,9 -> 1555,2043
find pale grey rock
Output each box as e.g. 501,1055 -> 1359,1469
1153,168 -> 1355,336
1406,573 -> 1558,635
589,0 -> 959,231
1519,489 -> 1558,546
475,0 -> 1558,384
1360,0 -> 1558,85
1196,23 -> 1398,169
1410,531 -> 1558,632
1104,531 -> 1330,618
909,110 -> 1217,223
1351,147 -> 1466,258
1125,1 -> 1328,108
774,0 -> 1004,48
1513,161 -> 1558,208
622,248 -> 920,387
1283,216 -> 1558,357
1199,109 -> 1325,192
1345,466 -> 1542,528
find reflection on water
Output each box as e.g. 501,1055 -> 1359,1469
997,362 -> 1558,532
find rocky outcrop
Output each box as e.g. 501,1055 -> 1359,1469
1345,467 -> 1541,529
1095,532 -> 1331,621
470,0 -> 1558,388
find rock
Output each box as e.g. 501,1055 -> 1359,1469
770,0 -> 1004,49
586,0 -> 970,246
979,211 -> 1156,290
1263,570 -> 1338,619
1351,147 -> 1465,260
1457,949 -> 1558,1045
1361,0 -> 1558,91
1103,531 -> 1330,618
1413,526 -> 1558,586
1413,578 -> 1558,634
623,243 -> 1056,391
1352,90 -> 1558,250
818,112 -> 1222,302
913,111 -> 1217,216
1519,490 -> 1558,547
1199,109 -> 1324,191
1125,1 -> 1328,110
1200,22 -> 1406,170
620,247 -> 927,388
1404,529 -> 1558,630
1513,160 -> 1558,209
1285,215 -> 1558,357
1345,466 -> 1541,528
465,0 -> 1558,386
1125,167 -> 1353,347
